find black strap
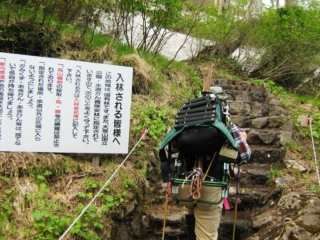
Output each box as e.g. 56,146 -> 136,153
182,98 -> 214,109
159,148 -> 170,183
176,110 -> 215,120
174,118 -> 215,129
175,95 -> 217,129
177,105 -> 216,115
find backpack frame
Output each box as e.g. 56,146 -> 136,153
158,90 -> 238,205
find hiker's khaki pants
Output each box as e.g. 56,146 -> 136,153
179,185 -> 222,240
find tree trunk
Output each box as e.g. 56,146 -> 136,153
285,0 -> 297,7
245,0 -> 262,19
218,0 -> 230,16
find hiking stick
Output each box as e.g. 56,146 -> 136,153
162,193 -> 169,240
203,68 -> 212,92
308,116 -> 320,185
232,165 -> 240,240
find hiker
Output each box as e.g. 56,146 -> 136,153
175,123 -> 251,240
158,86 -> 252,240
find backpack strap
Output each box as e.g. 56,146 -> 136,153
159,120 -> 238,151
159,127 -> 185,150
211,120 -> 238,149
159,140 -> 172,183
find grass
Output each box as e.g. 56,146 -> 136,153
284,141 -> 302,152
0,152 -> 147,239
294,94 -> 320,106
266,167 -> 282,186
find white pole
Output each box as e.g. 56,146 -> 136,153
309,117 -> 320,185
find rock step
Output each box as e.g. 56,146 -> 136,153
214,89 -> 266,103
229,101 -> 268,117
227,184 -> 276,210
231,90 -> 267,103
229,101 -> 287,117
211,78 -> 265,92
215,83 -> 264,92
247,129 -> 292,146
232,115 -> 290,130
232,163 -> 272,186
147,204 -> 186,239
146,199 -> 259,240
219,211 -> 254,240
210,83 -> 267,103
248,145 -> 285,163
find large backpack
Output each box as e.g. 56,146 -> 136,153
158,90 -> 238,182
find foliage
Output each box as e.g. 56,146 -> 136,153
0,188 -> 14,237
188,68 -> 202,90
0,152 -> 147,239
0,0 -> 104,55
0,21 -> 60,56
284,141 -> 302,151
131,101 -> 174,150
308,184 -> 320,194
293,94 -> 320,106
2,0 -> 320,94
247,6 -> 320,91
27,182 -> 71,239
309,113 -> 320,139
266,168 -> 282,185
181,2 -> 248,58
70,204 -> 102,240
249,79 -> 286,94
249,79 -> 265,86
102,0 -> 183,56
265,80 -> 286,95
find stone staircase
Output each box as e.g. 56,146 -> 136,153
213,78 -> 293,240
144,78 -> 293,240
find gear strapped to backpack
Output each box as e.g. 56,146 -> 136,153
158,91 -> 238,183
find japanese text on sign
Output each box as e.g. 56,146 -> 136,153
0,52 -> 133,153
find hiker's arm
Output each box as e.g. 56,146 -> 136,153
239,130 -> 251,164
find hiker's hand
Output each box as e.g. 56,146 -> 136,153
239,130 -> 247,141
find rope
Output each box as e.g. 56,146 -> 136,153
204,152 -> 217,180
162,194 -> 169,240
59,129 -> 149,240
308,117 -> 320,185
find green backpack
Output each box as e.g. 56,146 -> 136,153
158,91 -> 238,182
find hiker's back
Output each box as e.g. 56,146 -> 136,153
158,85 -> 251,240
159,89 -> 238,183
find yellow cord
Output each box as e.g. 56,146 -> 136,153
204,152 -> 217,180
232,198 -> 238,240
162,194 -> 169,240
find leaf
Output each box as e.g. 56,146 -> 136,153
101,205 -> 110,213
32,211 -> 44,221
106,195 -> 114,202
77,192 -> 86,198
37,175 -> 46,182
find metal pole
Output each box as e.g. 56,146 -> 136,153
308,116 -> 320,185
232,165 -> 240,240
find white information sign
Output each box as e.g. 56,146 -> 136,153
0,52 -> 133,153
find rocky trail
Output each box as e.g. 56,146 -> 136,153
136,78 -> 320,240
